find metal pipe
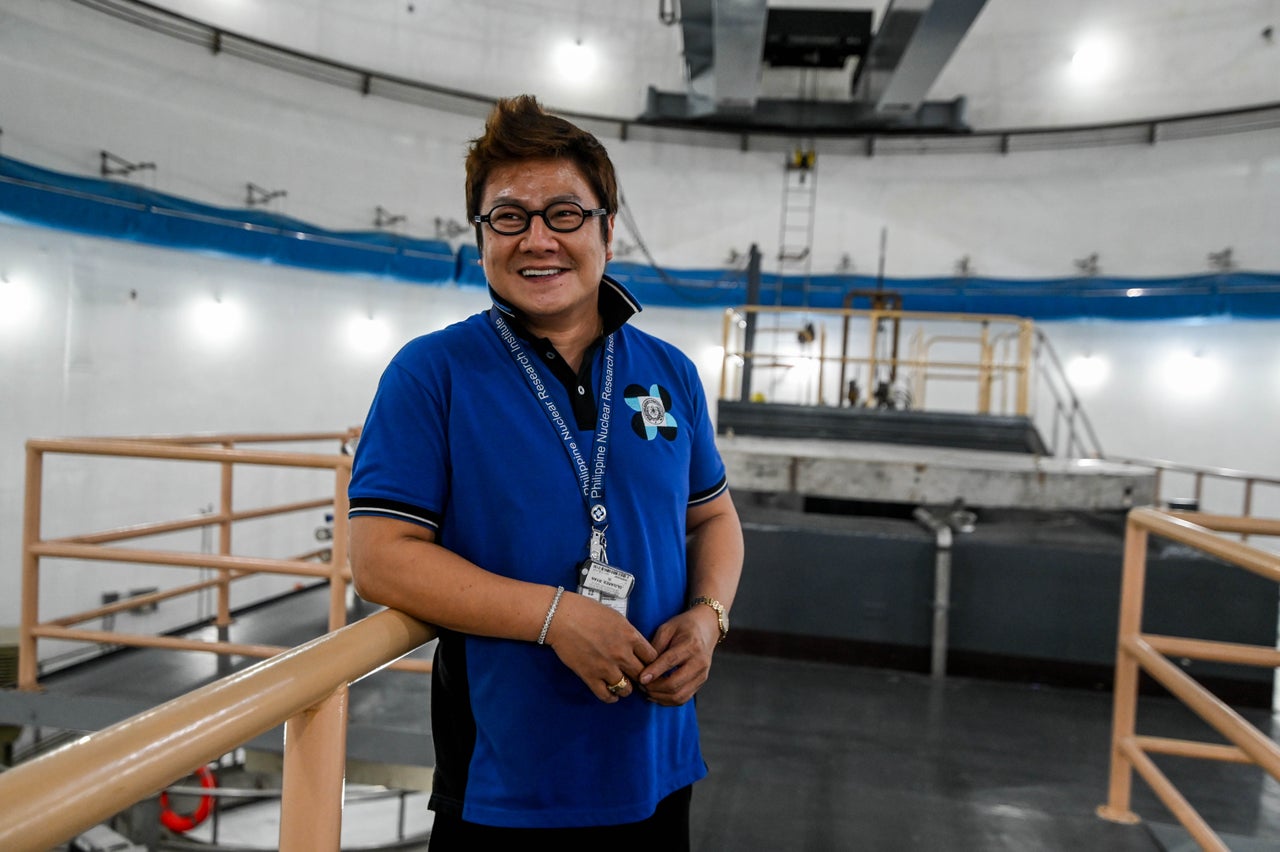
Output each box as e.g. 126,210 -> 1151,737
329,464 -> 353,632
58,498 -> 332,545
1116,737 -> 1229,851
25,437 -> 351,469
912,507 -> 953,679
281,686 -> 349,850
29,542 -> 335,577
739,244 -> 761,401
0,609 -> 436,852
19,445 -> 43,690
218,441 -> 235,631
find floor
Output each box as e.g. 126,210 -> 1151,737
13,586 -> 1280,851
694,653 -> 1280,851
153,651 -> 1280,851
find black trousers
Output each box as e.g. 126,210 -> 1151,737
427,784 -> 692,852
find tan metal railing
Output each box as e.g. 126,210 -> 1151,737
0,607 -> 436,852
719,304 -> 1035,417
1097,507 -> 1280,850
18,431 -> 431,690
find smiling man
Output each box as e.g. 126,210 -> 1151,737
347,95 -> 744,849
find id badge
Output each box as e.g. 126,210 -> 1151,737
577,558 -> 635,617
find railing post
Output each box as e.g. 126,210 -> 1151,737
19,444 -> 44,690
1242,479 -> 1254,542
1015,320 -> 1033,416
866,310 -> 880,406
217,441 -> 235,632
280,686 -> 349,851
719,309 -> 733,401
328,463 -> 352,632
816,325 -> 827,406
977,321 -> 992,414
1097,511 -> 1149,824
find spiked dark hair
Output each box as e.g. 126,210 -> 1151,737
465,95 -> 617,246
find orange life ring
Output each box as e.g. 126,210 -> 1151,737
160,765 -> 216,833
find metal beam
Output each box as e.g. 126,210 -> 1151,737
679,0 -> 769,116
640,87 -> 969,133
857,0 -> 989,117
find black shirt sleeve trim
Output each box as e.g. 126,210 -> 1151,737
689,476 -> 728,507
348,497 -> 441,531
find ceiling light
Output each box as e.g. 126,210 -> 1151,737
555,39 -> 597,81
1162,350 -> 1219,396
1066,354 -> 1108,390
346,315 -> 390,354
0,274 -> 38,332
1070,36 -> 1114,82
193,297 -> 242,343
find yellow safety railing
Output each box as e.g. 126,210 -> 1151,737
17,431 -> 430,689
0,607 -> 436,851
1097,507 -> 1280,850
718,304 -> 1035,417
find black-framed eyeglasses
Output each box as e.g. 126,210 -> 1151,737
473,201 -> 608,236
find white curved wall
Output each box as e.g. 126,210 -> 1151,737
143,0 -> 1280,128
2,0 -> 1279,275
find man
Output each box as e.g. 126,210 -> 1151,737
347,94 -> 743,848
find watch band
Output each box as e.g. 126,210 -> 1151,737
689,596 -> 728,644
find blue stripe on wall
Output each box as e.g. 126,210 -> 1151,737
4,154 -> 1278,320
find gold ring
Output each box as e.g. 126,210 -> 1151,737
607,676 -> 628,694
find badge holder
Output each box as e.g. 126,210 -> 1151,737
576,519 -> 635,616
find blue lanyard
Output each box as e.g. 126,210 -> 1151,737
490,310 -> 615,533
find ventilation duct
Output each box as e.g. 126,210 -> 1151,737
680,0 -> 770,117
642,0 -> 988,134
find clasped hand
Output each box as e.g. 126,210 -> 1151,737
544,592 -> 718,707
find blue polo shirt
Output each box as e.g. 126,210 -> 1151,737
348,276 -> 728,828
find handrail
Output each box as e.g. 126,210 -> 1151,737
1097,507 -> 1280,849
0,608 -> 437,852
1031,328 -> 1105,458
1109,456 -> 1280,533
719,304 -> 1034,416
18,430 -> 431,689
156,780 -> 430,849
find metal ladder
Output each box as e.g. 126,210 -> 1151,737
776,141 -> 818,306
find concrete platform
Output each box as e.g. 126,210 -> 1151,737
717,434 -> 1157,511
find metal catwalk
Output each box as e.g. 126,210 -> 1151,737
6,586 -> 1280,851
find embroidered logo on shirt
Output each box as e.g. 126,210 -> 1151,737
625,383 -> 678,441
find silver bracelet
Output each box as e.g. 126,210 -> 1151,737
537,586 -> 565,645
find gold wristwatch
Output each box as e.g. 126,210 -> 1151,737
689,596 -> 728,644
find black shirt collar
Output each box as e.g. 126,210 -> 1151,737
487,273 -> 642,337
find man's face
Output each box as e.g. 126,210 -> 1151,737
478,158 -> 614,332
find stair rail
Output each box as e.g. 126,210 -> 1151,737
0,608 -> 435,852
1030,328 -> 1105,459
1097,507 -> 1280,848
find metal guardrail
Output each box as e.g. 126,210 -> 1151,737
17,431 -> 431,689
1097,507 -> 1280,850
1030,328 -> 1105,459
0,608 -> 436,851
1110,457 -> 1280,532
718,304 -> 1034,416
